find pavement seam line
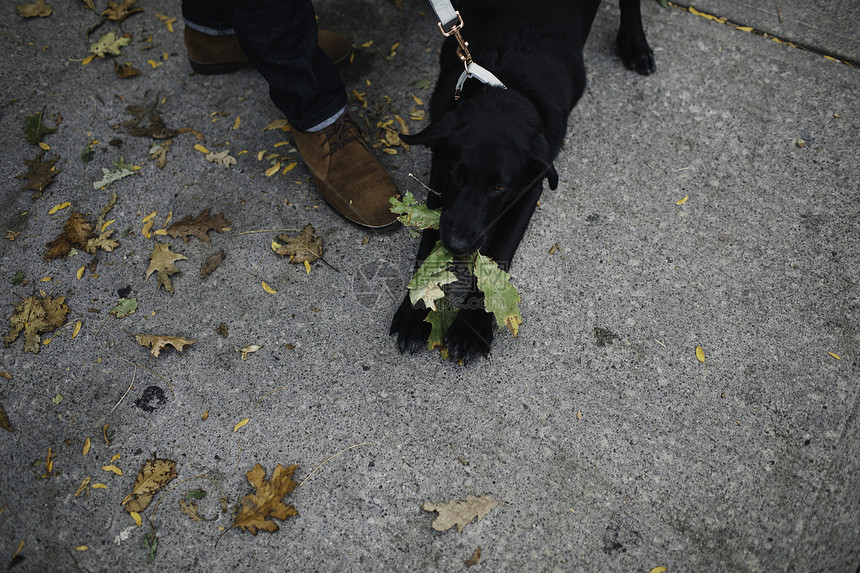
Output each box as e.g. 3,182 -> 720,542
665,1 -> 858,67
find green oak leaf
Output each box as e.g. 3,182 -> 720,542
389,191 -> 441,230
93,157 -> 137,189
23,111 -> 57,144
407,241 -> 456,311
110,297 -> 138,318
424,297 -> 459,350
474,252 -> 522,336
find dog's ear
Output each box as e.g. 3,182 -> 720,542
400,119 -> 451,148
529,134 -> 558,189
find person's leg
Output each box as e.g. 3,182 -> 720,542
180,0 -> 398,227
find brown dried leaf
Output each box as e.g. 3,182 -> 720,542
145,242 -> 187,293
16,150 -> 62,197
16,0 -> 52,18
123,100 -> 177,139
166,209 -> 231,243
200,250 -> 225,279
134,334 -> 196,357
4,294 -> 70,354
114,61 -> 140,78
102,0 -> 142,22
275,224 -> 323,264
231,463 -> 298,535
178,499 -> 216,522
465,547 -> 482,567
0,402 -> 13,432
422,495 -> 499,533
122,456 -> 177,513
45,212 -> 94,261
85,229 -> 119,255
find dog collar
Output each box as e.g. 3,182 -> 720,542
455,62 -> 507,99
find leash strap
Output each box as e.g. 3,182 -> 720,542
427,0 -> 507,99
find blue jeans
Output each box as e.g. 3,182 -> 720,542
182,0 -> 347,131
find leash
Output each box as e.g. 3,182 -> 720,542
427,0 -> 506,99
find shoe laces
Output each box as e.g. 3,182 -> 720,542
321,115 -> 361,158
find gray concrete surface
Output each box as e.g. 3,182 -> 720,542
1,0 -> 858,571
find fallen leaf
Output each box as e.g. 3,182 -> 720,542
233,418 -> 250,431
178,499 -> 215,522
122,99 -> 177,139
102,0 -> 142,22
23,111 -> 58,144
237,345 -> 262,360
16,0 -> 52,17
89,31 -> 131,58
205,149 -> 237,167
130,511 -> 142,526
83,437 -> 90,455
72,320 -> 82,338
102,464 -> 123,476
828,352 -> 841,360
648,567 -> 668,573
110,297 -> 138,318
0,402 -> 13,432
274,224 -> 323,264
389,191 -> 441,230
4,294 -> 70,353
85,229 -> 120,254
93,157 -> 137,189
408,242 -> 456,311
134,334 -> 196,357
424,297 -> 458,350
231,463 -> 299,535
422,495 -> 499,533
262,281 -> 277,294
45,212 -> 94,260
166,209 -> 231,243
200,250 -> 225,279
676,195 -> 689,206
114,61 -> 140,78
149,139 -> 172,168
121,456 -> 177,513
145,242 -> 188,293
75,476 -> 92,496
16,150 -> 62,197
263,119 -> 290,131
696,345 -> 706,363
475,253 -> 522,336
465,547 -> 482,567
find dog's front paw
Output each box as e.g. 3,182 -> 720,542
444,307 -> 494,365
390,295 -> 431,354
617,33 -> 656,75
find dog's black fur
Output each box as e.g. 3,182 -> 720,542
390,0 -> 655,363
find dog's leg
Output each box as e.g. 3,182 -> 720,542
443,181 -> 545,363
617,0 -> 656,75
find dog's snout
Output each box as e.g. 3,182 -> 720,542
440,213 -> 484,256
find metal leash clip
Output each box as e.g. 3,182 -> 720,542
437,11 -> 473,71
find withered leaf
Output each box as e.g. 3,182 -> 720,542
200,250 -> 225,279
422,495 -> 499,533
16,0 -> 52,17
46,212 -> 94,261
5,294 -> 70,354
149,139 -> 172,169
145,242 -> 187,293
121,456 -> 177,513
134,334 -> 196,357
167,209 -> 231,243
24,111 -> 58,144
114,61 -> 140,78
178,499 -> 216,522
85,229 -> 119,255
231,464 -> 298,535
465,547 -> 482,567
275,224 -> 323,264
16,150 -> 62,197
0,402 -> 13,432
205,149 -> 237,168
102,0 -> 142,22
123,99 -> 177,139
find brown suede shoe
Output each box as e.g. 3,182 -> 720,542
185,27 -> 352,74
292,114 -> 399,228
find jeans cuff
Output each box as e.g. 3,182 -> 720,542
304,105 -> 348,132
183,19 -> 236,36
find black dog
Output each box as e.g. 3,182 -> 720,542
391,0 -> 655,363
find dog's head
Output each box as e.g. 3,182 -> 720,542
403,99 -> 558,256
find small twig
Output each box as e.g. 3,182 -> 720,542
408,172 -> 440,196
235,228 -> 301,236
94,365 -> 136,428
67,411 -> 79,430
299,442 -> 373,487
257,387 -> 288,408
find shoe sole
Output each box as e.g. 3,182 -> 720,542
188,46 -> 353,75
